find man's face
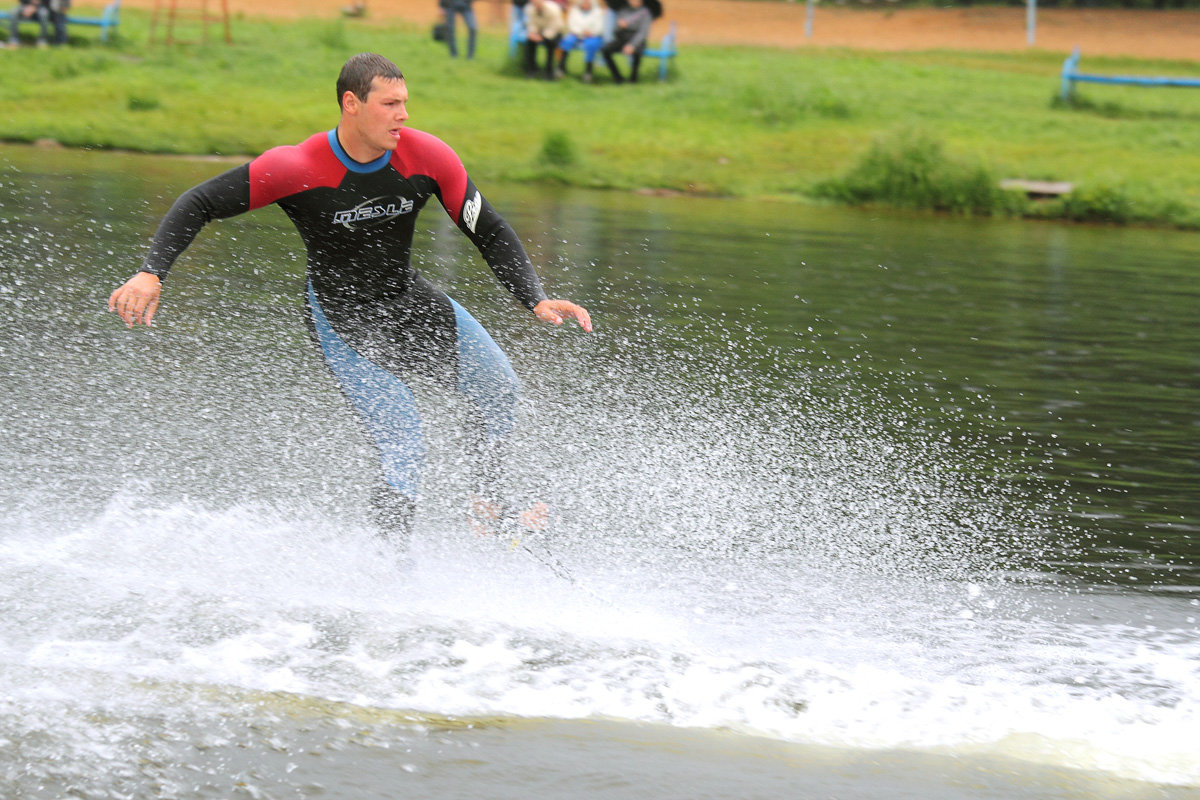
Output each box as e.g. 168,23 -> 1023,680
347,77 -> 409,153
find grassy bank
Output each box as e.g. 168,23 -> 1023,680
4,8 -> 1200,227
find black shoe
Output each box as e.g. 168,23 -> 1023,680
370,485 -> 415,548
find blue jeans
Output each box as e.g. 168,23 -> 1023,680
306,282 -> 519,510
445,5 -> 477,59
560,33 -> 602,65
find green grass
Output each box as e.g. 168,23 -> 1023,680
5,7 -> 1200,226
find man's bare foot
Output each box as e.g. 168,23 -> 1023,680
469,498 -> 552,539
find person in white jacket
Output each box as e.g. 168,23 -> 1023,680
522,0 -> 565,79
555,0 -> 606,82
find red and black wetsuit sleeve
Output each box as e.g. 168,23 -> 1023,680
412,130 -> 547,310
451,177 -> 547,310
139,164 -> 251,279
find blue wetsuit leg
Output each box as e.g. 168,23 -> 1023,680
308,283 -> 425,537
450,297 -> 521,503
451,297 -> 520,442
307,283 -> 521,536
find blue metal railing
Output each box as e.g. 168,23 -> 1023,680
1061,47 -> 1200,101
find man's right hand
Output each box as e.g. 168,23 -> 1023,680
108,271 -> 162,328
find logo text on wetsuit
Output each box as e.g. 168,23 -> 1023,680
333,195 -> 414,229
463,191 -> 482,233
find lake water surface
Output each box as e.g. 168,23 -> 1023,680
1,144 -> 1197,798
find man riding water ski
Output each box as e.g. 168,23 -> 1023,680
108,52 -> 592,544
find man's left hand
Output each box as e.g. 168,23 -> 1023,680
534,299 -> 592,332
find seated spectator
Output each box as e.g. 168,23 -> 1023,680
556,0 -> 605,83
523,0 -> 564,80
47,0 -> 67,44
601,0 -> 652,84
4,0 -> 51,48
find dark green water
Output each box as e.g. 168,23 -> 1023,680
4,144 -> 1200,798
1,143 -> 1197,591
482,184 -> 1200,592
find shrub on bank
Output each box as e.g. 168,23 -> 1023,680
812,132 -> 1027,217
1047,183 -> 1195,226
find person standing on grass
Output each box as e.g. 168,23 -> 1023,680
601,0 -> 652,84
107,52 -> 593,548
440,0 -> 478,59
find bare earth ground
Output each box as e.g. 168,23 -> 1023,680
120,0 -> 1200,61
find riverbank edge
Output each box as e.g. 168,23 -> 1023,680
7,136 -> 1194,234
4,11 -> 1200,232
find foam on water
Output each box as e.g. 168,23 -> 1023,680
2,436 -> 1198,790
4,336 -> 1199,792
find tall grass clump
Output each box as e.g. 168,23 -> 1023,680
126,93 -> 161,112
49,53 -> 117,80
813,131 -> 1024,216
741,81 -> 852,127
538,130 -> 576,168
1048,183 -> 1193,226
315,20 -> 349,50
531,129 -> 581,182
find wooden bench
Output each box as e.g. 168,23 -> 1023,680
509,7 -> 677,81
1060,47 -> 1200,101
1,0 -> 122,43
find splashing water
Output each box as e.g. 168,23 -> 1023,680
2,154 -> 1198,796
7,309 -> 1196,794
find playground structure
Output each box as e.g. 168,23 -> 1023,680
149,0 -> 231,45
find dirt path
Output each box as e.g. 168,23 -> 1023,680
121,0 -> 1200,61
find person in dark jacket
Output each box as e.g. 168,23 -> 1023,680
48,0 -> 68,44
4,0 -> 51,47
601,0 -> 652,83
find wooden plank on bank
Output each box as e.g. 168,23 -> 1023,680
1000,179 -> 1073,198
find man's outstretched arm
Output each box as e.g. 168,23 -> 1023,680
108,164 -> 252,328
450,179 -> 593,332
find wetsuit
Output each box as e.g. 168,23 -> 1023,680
139,128 -> 549,538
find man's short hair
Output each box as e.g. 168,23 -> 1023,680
337,53 -> 405,109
